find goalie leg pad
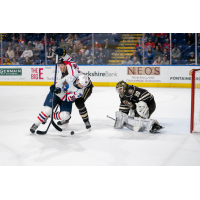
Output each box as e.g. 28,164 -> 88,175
114,111 -> 128,129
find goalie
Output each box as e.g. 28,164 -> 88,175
114,81 -> 163,133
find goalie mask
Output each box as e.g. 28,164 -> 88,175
116,81 -> 128,98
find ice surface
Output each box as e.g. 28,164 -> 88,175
0,86 -> 200,166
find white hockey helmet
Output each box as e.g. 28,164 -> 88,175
78,74 -> 89,87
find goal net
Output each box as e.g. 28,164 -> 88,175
191,69 -> 200,133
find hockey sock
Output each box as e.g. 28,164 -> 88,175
35,106 -> 52,126
78,106 -> 89,123
53,111 -> 70,121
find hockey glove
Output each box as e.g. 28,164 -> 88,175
54,48 -> 66,57
50,85 -> 61,94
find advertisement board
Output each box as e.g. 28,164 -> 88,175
0,65 -> 199,87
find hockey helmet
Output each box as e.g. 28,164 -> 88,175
78,74 -> 89,87
116,81 -> 128,98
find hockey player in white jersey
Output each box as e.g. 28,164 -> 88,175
30,72 -> 89,133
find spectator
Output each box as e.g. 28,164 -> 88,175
71,53 -> 78,63
155,33 -> 167,39
6,47 -> 15,59
67,40 -> 75,53
187,52 -> 195,65
94,40 -> 101,49
13,42 -> 19,51
153,56 -> 162,65
41,62 -> 45,65
130,51 -> 140,61
23,57 -> 32,65
141,33 -> 148,43
41,36 -> 48,46
3,58 -> 12,65
4,53 -> 9,59
82,46 -> 89,58
15,46 -> 22,59
135,39 -> 143,51
75,40 -> 82,52
5,41 -> 13,50
18,35 -> 26,44
21,47 -> 33,59
87,56 -> 93,64
102,38 -> 112,58
27,41 -> 33,50
186,33 -> 195,45
32,62 -> 36,65
73,34 -> 79,45
150,33 -> 158,44
46,47 -> 54,60
65,34 -> 73,44
145,37 -> 155,49
163,48 -> 170,60
121,56 -> 133,65
11,35 -> 18,44
96,48 -> 107,64
19,41 -> 26,51
12,58 -> 19,65
158,42 -> 163,52
77,51 -> 83,63
163,38 -> 173,51
161,56 -> 169,65
153,45 -> 163,59
79,57 -> 87,65
172,45 -> 181,60
35,40 -> 44,51
48,38 -> 54,47
143,46 -> 154,64
50,57 -> 56,65
59,38 -> 68,50
132,56 -> 141,65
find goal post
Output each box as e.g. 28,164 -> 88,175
191,69 -> 200,133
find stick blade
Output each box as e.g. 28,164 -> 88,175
52,121 -> 62,132
36,130 -> 47,135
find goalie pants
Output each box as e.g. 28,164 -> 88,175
135,98 -> 156,119
74,83 -> 93,123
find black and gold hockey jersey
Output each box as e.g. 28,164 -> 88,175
119,84 -> 154,115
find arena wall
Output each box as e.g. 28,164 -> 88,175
0,65 -> 199,88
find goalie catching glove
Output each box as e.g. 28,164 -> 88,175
54,48 -> 66,57
135,101 -> 149,119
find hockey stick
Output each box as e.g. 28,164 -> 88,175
106,115 -> 134,130
37,55 -> 62,135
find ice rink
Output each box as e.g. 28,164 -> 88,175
0,85 -> 200,166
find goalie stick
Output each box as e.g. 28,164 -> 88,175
107,115 -> 142,132
37,55 -> 62,135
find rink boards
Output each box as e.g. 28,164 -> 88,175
0,65 -> 200,88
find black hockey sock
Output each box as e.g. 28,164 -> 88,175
79,106 -> 89,123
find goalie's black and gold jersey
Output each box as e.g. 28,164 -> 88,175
119,84 -> 155,116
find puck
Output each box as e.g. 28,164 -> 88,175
70,131 -> 74,135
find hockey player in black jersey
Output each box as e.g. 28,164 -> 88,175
114,81 -> 163,133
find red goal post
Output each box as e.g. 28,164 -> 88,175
191,69 -> 200,133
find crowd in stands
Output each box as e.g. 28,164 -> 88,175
1,33 -> 199,66
122,33 -> 199,65
0,33 -> 121,65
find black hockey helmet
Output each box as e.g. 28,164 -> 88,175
116,81 -> 128,98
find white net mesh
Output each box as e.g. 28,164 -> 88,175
193,70 -> 200,132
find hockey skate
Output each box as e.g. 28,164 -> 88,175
57,117 -> 71,126
42,115 -> 50,124
30,124 -> 38,133
150,123 -> 164,133
85,121 -> 91,129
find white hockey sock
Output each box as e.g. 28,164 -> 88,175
53,111 -> 70,121
35,106 -> 52,126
